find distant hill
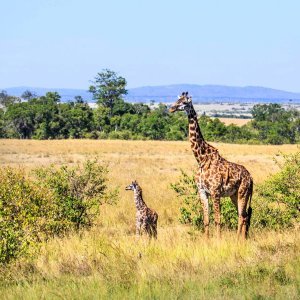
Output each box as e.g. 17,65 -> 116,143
3,84 -> 300,103
127,84 -> 300,103
4,87 -> 92,102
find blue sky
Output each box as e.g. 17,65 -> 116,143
1,0 -> 299,91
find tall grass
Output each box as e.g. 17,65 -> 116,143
0,140 -> 299,299
1,227 -> 299,299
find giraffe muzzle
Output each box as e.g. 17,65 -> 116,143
169,106 -> 176,113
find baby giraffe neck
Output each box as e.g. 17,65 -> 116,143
134,190 -> 147,211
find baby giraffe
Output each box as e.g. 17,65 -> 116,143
125,180 -> 158,239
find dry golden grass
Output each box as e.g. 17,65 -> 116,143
0,139 -> 298,227
1,225 -> 299,299
0,139 -> 299,299
217,117 -> 251,126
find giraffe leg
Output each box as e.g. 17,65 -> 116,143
152,219 -> 158,239
213,196 -> 221,239
136,220 -> 142,238
230,194 -> 240,238
151,224 -> 157,239
237,196 -> 248,240
198,186 -> 210,238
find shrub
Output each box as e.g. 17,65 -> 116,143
253,151 -> 300,229
0,168 -> 60,264
0,159 -> 118,264
35,159 -> 118,230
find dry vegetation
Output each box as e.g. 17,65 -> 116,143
0,139 -> 299,299
217,117 -> 251,126
0,139 -> 298,227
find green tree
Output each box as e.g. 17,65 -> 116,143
21,90 -> 37,101
252,103 -> 285,122
251,104 -> 298,144
139,104 -> 169,140
89,69 -> 128,117
133,103 -> 150,115
60,101 -> 94,138
199,116 -> 227,141
5,102 -> 35,138
29,92 -> 61,139
0,109 -> 5,137
0,90 -> 20,108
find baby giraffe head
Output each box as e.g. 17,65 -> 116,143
125,180 -> 141,192
169,91 -> 192,113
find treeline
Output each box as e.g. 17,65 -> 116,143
0,70 -> 299,144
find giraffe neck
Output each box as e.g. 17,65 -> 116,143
187,105 -> 215,166
134,189 -> 147,211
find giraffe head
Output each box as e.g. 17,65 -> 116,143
125,180 -> 140,191
169,91 -> 192,113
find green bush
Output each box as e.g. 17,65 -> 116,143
0,160 -> 118,264
252,151 -> 300,229
0,168 -> 60,264
35,159 -> 118,230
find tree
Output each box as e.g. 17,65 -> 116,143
5,102 -> 35,138
0,108 -> 5,137
21,90 -> 37,101
0,90 -> 20,108
89,69 -> 128,117
251,103 -> 285,122
251,104 -> 299,144
61,101 -> 94,138
29,92 -> 61,139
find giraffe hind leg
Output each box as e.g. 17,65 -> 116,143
237,193 -> 248,240
212,196 -> 221,239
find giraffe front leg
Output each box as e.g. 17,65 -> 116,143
197,185 -> 210,238
136,218 -> 142,238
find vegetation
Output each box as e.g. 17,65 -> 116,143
0,70 -> 299,144
0,159 -> 117,264
0,228 -> 298,299
0,140 -> 299,298
171,151 -> 300,231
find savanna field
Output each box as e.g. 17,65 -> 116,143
0,139 -> 299,299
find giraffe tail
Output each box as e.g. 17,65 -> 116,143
246,180 -> 253,236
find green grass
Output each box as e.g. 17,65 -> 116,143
0,227 -> 299,299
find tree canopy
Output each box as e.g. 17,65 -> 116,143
0,70 -> 299,144
89,69 -> 127,117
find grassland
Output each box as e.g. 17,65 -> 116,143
217,117 -> 251,126
0,139 -> 299,299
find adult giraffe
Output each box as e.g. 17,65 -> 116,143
169,92 -> 253,239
